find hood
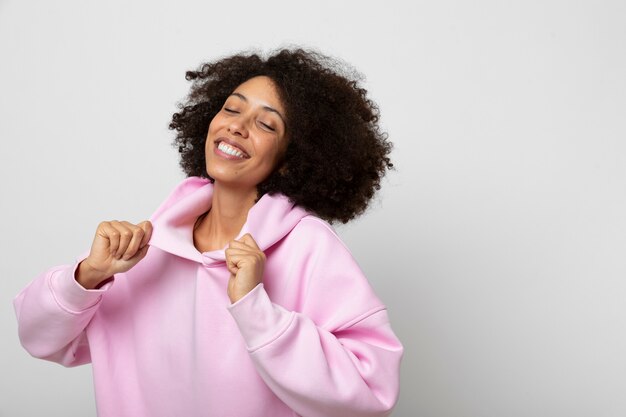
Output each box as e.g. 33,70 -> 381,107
147,176 -> 311,266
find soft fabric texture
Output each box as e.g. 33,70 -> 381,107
14,176 -> 403,417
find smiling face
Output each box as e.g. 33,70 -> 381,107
204,75 -> 288,192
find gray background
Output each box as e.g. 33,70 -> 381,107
1,1 -> 625,416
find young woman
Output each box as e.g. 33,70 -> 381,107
14,48 -> 403,417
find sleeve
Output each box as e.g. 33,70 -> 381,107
227,219 -> 404,417
12,177 -> 197,368
13,251 -> 114,367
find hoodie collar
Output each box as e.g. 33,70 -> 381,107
148,177 -> 310,266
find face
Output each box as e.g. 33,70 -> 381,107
204,75 -> 288,191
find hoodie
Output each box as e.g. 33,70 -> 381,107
14,176 -> 403,417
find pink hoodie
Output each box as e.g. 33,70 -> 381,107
14,176 -> 403,417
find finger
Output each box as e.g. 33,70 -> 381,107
225,248 -> 253,258
224,249 -> 241,271
138,221 -> 153,248
120,221 -> 145,260
225,248 -> 263,269
224,248 -> 235,275
99,222 -> 121,257
226,246 -> 266,262
226,257 -> 239,275
228,264 -> 239,274
238,233 -> 260,250
228,239 -> 255,251
133,244 -> 150,262
224,250 -> 249,268
111,221 -> 134,259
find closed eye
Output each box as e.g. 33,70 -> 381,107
260,122 -> 275,131
224,107 -> 239,114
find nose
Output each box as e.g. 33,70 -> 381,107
227,114 -> 249,138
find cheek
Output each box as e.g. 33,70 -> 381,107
206,120 -> 217,136
204,118 -> 220,147
207,113 -> 225,134
263,142 -> 285,168
273,138 -> 288,162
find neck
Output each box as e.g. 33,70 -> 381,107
195,182 -> 258,251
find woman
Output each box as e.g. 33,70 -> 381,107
14,48 -> 403,417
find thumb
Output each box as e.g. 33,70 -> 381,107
134,243 -> 150,260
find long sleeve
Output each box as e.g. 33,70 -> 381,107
227,218 -> 403,417
13,254 -> 112,367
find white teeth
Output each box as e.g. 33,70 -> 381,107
218,142 -> 246,158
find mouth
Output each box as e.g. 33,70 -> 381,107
214,138 -> 250,159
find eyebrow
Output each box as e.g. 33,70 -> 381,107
229,92 -> 286,125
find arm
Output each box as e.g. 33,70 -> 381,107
14,219 -> 152,367
13,256 -> 110,367
228,286 -> 402,417
227,219 -> 403,417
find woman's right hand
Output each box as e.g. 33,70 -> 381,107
75,220 -> 153,289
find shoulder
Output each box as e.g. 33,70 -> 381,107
281,216 -> 385,326
293,215 -> 337,237
275,215 -> 364,275
288,215 -> 355,255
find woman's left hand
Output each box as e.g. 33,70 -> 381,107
225,233 -> 266,303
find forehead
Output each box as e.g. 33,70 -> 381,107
231,76 -> 284,111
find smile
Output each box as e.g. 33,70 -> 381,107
215,140 -> 250,159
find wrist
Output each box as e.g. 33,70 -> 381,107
229,283 -> 262,305
75,260 -> 111,290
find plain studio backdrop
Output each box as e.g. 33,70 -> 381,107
1,1 -> 625,416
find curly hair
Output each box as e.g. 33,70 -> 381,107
169,47 -> 393,224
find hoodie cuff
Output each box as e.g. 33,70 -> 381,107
227,283 -> 295,351
49,261 -> 113,313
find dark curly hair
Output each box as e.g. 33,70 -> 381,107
169,47 -> 393,224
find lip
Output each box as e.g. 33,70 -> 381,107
214,137 -> 250,159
